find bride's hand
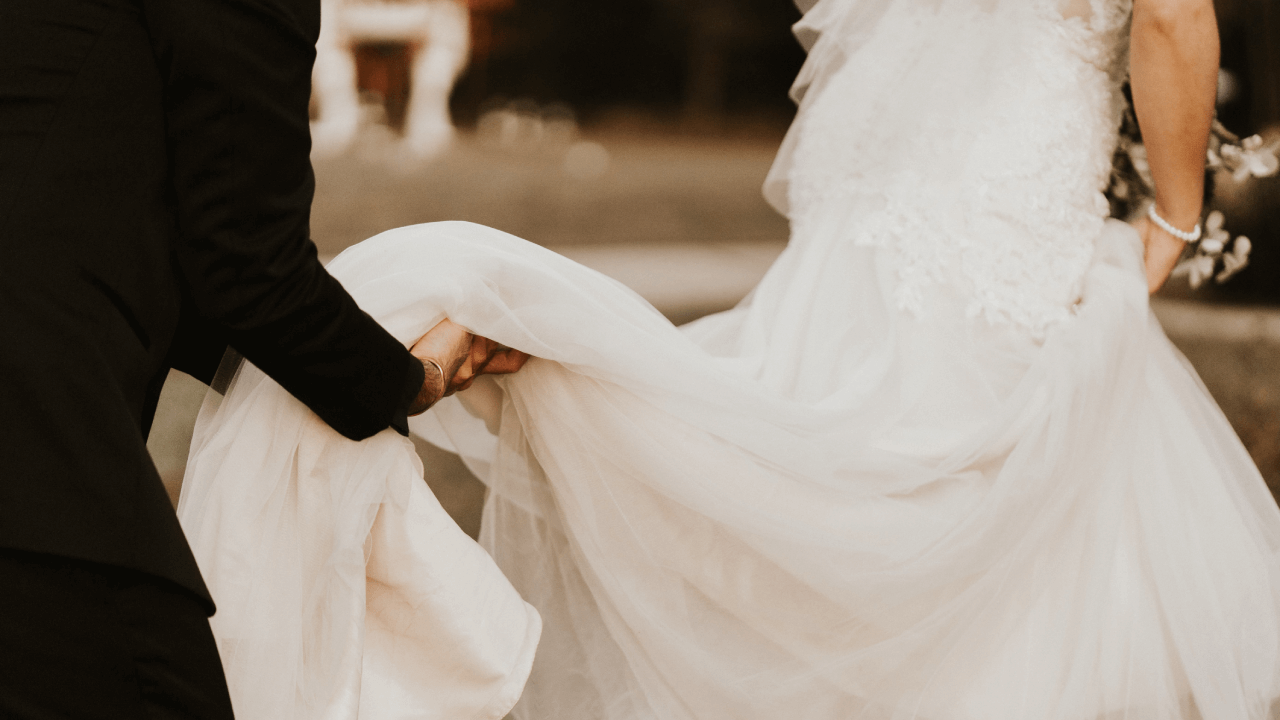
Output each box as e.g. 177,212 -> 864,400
407,319 -> 531,413
1135,215 -> 1187,294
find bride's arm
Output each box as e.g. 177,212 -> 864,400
1129,0 -> 1220,293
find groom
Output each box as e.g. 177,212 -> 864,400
0,0 -> 523,717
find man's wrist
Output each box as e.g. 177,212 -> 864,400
408,357 -> 447,416
389,354 -> 426,437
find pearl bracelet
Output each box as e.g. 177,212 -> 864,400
1147,204 -> 1202,243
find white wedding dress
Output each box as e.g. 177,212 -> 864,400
179,0 -> 1280,718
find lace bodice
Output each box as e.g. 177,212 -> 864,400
787,0 -> 1133,333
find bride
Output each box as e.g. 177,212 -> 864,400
179,0 -> 1280,718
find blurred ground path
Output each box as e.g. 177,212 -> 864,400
150,129 -> 1280,536
309,128 -> 790,254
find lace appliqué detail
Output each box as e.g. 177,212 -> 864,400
786,0 -> 1133,337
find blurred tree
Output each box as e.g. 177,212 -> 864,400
1203,0 -> 1280,305
677,0 -> 740,123
450,0 -> 804,127
1215,0 -> 1279,134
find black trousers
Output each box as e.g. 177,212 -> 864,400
0,549 -> 234,719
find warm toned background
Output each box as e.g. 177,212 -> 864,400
149,0 -> 1280,537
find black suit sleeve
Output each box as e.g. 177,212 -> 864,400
141,0 -> 421,440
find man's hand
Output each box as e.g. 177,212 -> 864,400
406,319 -> 531,415
449,334 -> 531,394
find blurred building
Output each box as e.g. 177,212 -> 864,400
312,0 -> 471,157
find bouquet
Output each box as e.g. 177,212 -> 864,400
1106,94 -> 1279,289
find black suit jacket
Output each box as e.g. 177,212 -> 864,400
0,0 -> 425,613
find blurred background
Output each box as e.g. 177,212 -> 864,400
151,0 -> 1280,535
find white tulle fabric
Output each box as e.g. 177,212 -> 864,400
179,0 -> 1280,718
177,343 -> 541,720
369,218 -> 1279,720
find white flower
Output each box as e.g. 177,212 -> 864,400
1216,236 -> 1252,283
1172,253 -> 1216,289
1198,210 -> 1229,256
1206,145 -> 1223,170
1219,134 -> 1280,181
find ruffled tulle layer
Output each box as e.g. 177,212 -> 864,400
177,318 -> 541,720
184,217 -> 1280,720
388,219 -> 1280,720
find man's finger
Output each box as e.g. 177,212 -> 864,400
483,349 -> 530,375
447,355 -> 478,395
470,335 -> 497,372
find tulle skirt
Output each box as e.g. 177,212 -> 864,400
182,217 -> 1280,720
